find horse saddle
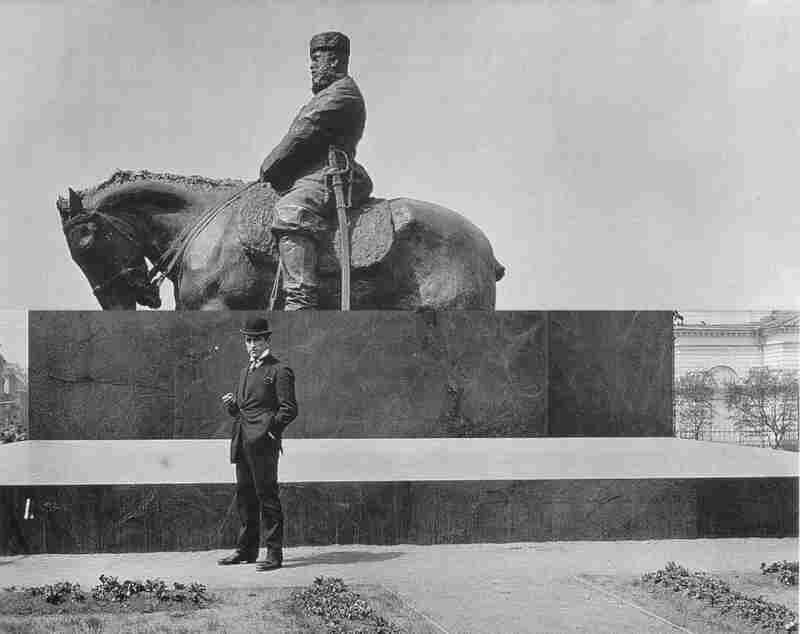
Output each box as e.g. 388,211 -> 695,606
236,182 -> 394,274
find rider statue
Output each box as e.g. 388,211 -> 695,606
259,31 -> 373,310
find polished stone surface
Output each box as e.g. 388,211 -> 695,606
3,478 -> 795,553
28,311 -> 672,440
179,311 -> 547,438
29,311 -> 185,440
29,311 -> 549,439
548,311 -> 674,436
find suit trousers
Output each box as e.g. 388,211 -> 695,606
234,436 -> 282,556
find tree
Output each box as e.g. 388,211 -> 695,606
0,400 -> 25,443
674,370 -> 715,440
726,367 -> 799,450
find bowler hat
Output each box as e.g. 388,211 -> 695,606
310,31 -> 350,56
240,317 -> 272,337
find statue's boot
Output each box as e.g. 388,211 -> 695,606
277,233 -> 319,310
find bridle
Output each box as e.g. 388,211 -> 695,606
62,210 -> 152,299
62,179 -> 259,303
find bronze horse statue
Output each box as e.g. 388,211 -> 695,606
58,170 -> 505,310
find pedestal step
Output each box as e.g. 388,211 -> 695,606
1,439 -> 796,553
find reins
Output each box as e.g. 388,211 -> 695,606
74,168 -> 351,309
148,180 -> 260,288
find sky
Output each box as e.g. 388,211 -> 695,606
1,0 -> 799,313
0,311 -> 27,367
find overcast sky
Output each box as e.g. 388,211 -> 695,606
1,0 -> 798,313
0,311 -> 27,367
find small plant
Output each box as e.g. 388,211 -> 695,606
292,576 -> 400,633
643,563 -> 798,631
761,561 -> 799,586
91,575 -> 208,604
26,581 -> 86,605
9,575 -> 209,608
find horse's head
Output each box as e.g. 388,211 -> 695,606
57,187 -> 161,309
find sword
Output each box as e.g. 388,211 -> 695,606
328,147 -> 352,310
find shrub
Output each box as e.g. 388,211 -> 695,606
10,575 -> 209,608
643,562 -> 798,631
292,576 -> 400,634
761,561 -> 799,587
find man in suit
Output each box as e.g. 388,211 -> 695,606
218,317 -> 298,571
259,31 -> 373,309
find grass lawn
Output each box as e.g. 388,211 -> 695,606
580,570 -> 799,634
0,584 -> 437,634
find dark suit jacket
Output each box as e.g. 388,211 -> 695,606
228,354 -> 298,464
260,75 -> 369,189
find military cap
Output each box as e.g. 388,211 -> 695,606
310,31 -> 350,56
240,316 -> 272,337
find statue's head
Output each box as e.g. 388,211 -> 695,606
57,187 -> 161,310
309,31 -> 349,94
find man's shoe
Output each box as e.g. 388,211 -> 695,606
256,549 -> 283,571
218,551 -> 257,565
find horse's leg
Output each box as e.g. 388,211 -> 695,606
180,268 -> 271,310
176,285 -> 234,310
174,270 -> 230,310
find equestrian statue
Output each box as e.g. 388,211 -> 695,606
57,32 -> 504,311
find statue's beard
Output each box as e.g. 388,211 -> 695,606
311,66 -> 343,93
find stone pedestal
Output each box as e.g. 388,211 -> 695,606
28,310 -> 673,440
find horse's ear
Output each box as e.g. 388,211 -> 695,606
69,188 -> 84,213
56,195 -> 70,222
57,188 -> 84,223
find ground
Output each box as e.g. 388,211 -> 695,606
1,540 -> 797,633
0,585 -> 438,634
581,569 -> 798,634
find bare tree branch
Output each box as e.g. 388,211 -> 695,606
674,370 -> 715,440
726,367 -> 799,449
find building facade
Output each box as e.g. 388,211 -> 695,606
0,352 -> 28,442
674,311 -> 799,448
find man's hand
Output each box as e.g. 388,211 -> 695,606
221,392 -> 238,415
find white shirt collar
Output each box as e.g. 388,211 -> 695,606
250,348 -> 271,368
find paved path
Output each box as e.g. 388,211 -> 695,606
2,538 -> 797,632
